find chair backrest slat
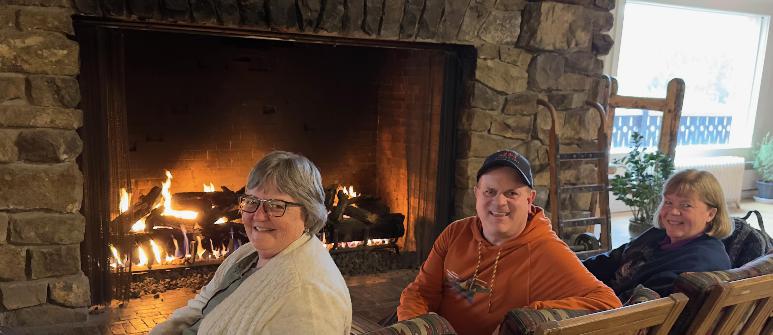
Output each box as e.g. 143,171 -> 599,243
534,293 -> 688,335
686,274 -> 773,335
739,297 -> 773,335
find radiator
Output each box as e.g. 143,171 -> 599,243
674,156 -> 745,208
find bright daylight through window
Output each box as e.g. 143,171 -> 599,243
612,1 -> 768,151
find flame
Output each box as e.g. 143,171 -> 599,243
130,217 -> 146,232
214,217 -> 228,224
204,183 -> 215,192
172,236 -> 180,258
209,239 -> 228,258
333,185 -> 359,207
161,170 -> 198,220
366,238 -> 391,246
109,244 -> 124,267
196,235 -> 205,258
342,185 -> 359,198
137,245 -> 148,266
149,239 -> 163,265
119,188 -> 130,213
181,225 -> 190,257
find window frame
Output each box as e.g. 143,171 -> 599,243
604,0 -> 773,160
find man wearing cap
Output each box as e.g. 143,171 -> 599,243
397,149 -> 621,335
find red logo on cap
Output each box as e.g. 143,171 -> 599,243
499,151 -> 519,162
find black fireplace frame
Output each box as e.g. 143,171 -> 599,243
76,16 -> 469,304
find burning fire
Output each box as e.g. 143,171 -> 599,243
110,172 -> 235,271
109,245 -> 124,268
109,238 -> 232,270
119,188 -> 149,233
332,185 -> 359,207
342,185 -> 359,198
137,245 -> 148,267
161,170 -> 198,220
204,182 -> 215,192
324,238 -> 394,250
130,217 -> 146,233
149,239 -> 163,265
119,188 -> 130,213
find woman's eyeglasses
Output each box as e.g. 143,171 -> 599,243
239,195 -> 302,217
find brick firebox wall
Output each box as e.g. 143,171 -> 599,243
124,31 -> 381,199
121,30 -> 446,250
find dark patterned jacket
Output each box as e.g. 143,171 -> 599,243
583,228 -> 731,301
722,217 -> 773,268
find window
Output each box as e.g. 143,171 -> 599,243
611,1 -> 769,152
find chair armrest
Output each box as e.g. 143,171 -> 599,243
500,308 -> 592,335
361,312 -> 456,335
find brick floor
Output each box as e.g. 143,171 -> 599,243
107,269 -> 418,335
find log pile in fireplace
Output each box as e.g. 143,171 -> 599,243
323,185 -> 405,253
109,172 -> 406,273
109,171 -> 247,272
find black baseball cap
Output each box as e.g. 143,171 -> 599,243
476,149 -> 534,188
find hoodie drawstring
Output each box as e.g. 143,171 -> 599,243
470,240 -> 502,311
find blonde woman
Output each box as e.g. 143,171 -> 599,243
584,169 -> 732,301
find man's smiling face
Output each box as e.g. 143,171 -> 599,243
474,166 -> 536,246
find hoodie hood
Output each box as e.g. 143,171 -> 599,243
470,205 -> 554,249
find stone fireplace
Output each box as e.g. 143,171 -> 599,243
0,0 -> 613,332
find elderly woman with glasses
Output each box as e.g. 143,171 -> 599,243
583,169 -> 732,301
151,151 -> 351,335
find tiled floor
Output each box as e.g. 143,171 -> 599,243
107,269 -> 417,335
107,199 -> 772,334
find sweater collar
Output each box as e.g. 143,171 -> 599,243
659,233 -> 706,251
471,205 -> 552,248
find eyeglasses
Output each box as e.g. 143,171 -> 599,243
239,195 -> 303,217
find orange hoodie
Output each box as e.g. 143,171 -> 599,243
398,206 -> 621,335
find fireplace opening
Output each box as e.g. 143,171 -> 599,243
77,24 -> 468,304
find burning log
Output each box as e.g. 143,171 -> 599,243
200,221 -> 246,245
111,186 -> 162,235
172,188 -> 240,212
145,208 -> 198,232
322,184 -> 406,246
331,189 -> 359,222
343,204 -> 382,225
324,213 -> 405,243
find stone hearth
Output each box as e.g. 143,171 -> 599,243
0,0 -> 614,333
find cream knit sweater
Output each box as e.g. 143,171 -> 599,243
150,234 -> 352,334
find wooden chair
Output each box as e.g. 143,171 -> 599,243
358,312 -> 456,335
595,75 -> 686,158
672,253 -> 773,334
684,274 -> 773,335
531,293 -> 688,335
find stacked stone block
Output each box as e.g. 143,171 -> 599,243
0,1 -> 94,333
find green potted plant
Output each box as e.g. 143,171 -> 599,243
610,132 -> 675,234
753,132 -> 773,202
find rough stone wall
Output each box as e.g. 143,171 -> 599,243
0,0 -> 614,330
0,0 -> 95,332
455,0 -> 616,216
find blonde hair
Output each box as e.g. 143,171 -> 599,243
653,169 -> 733,239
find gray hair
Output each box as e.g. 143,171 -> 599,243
246,151 -> 327,234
